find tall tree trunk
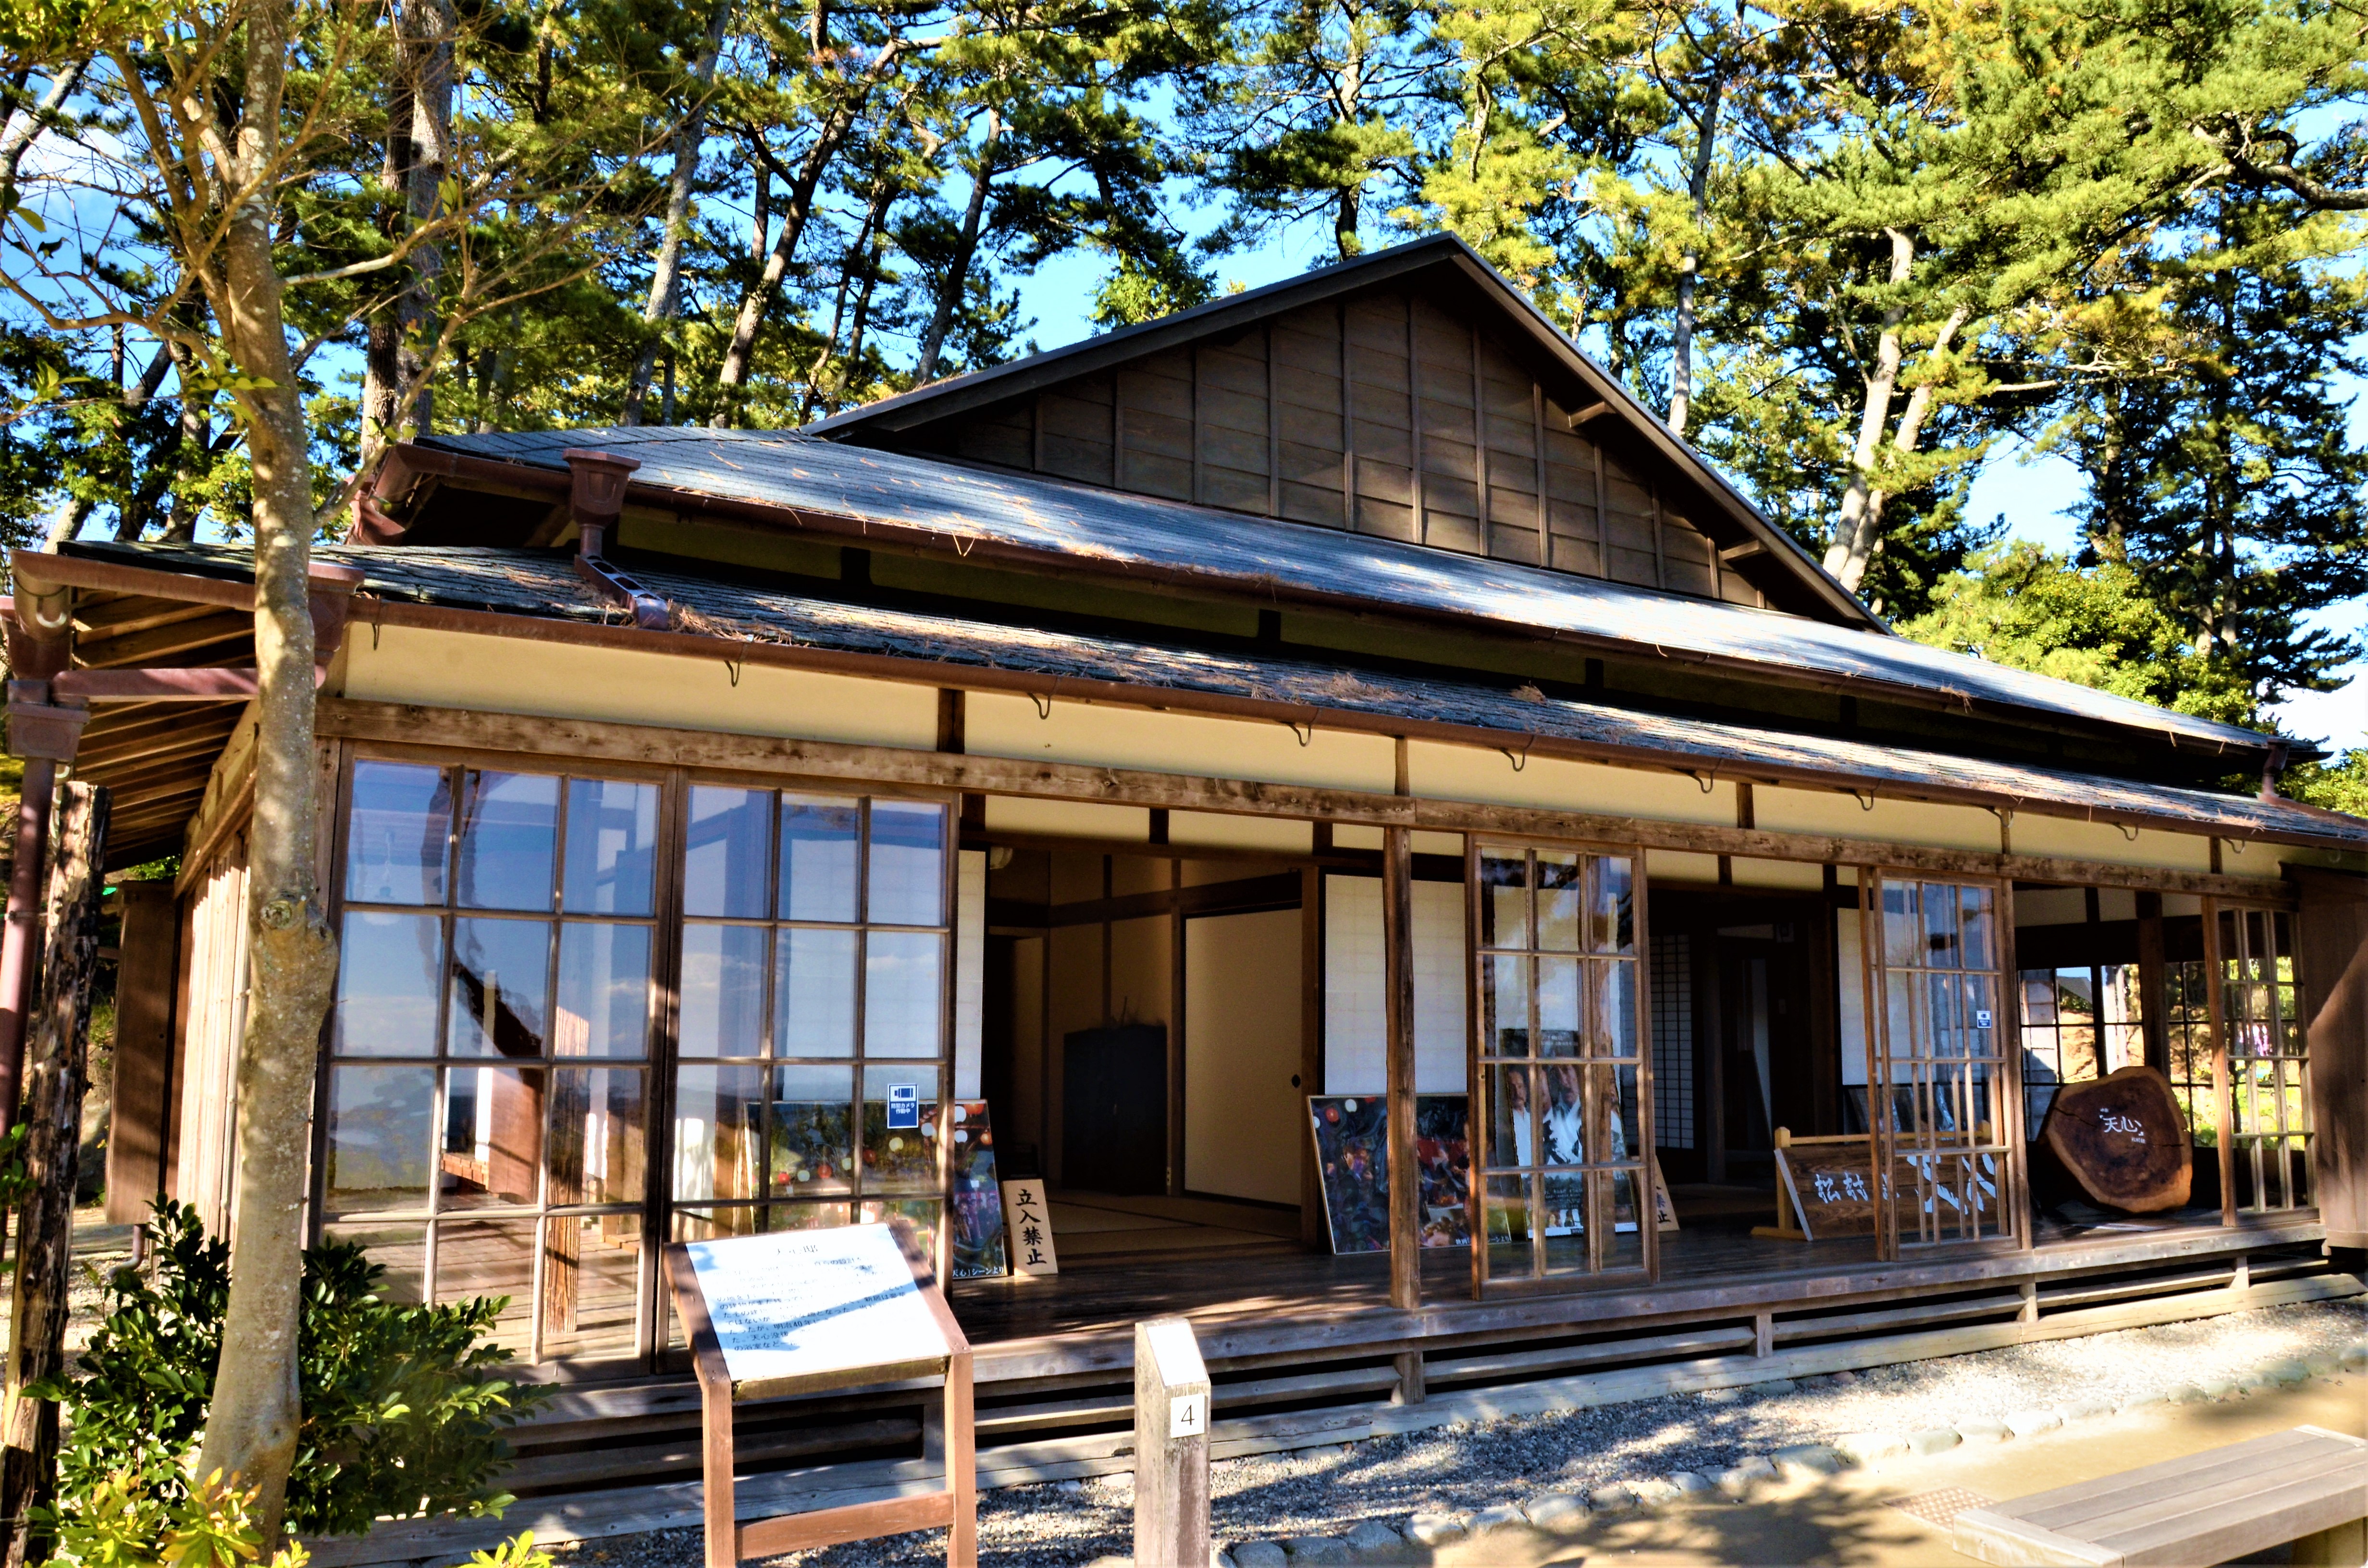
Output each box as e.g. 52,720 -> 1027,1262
0,782 -> 106,1568
398,0 -> 455,439
1666,76 -> 1722,439
623,0 -> 733,425
1821,227 -> 1913,593
360,16 -> 419,476
191,0 -> 343,1534
1854,299 -> 1968,552
802,176 -> 895,420
0,61 -> 84,207
710,56 -> 902,425
913,110 -> 997,385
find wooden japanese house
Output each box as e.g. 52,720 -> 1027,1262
14,235 -> 2365,1555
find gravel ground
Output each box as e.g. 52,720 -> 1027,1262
546,1296 -> 2368,1568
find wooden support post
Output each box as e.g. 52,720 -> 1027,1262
2019,1279 -> 2039,1324
1133,1316 -> 1211,1568
0,781 -> 108,1568
1753,1310 -> 1774,1358
2135,892 -> 2170,1077
2201,898 -> 2238,1225
1300,866 -> 1325,1250
1382,823 -> 1418,1307
1395,1348 -> 1426,1406
2232,1253 -> 2250,1295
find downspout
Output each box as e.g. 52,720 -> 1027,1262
0,580 -> 85,1118
564,449 -> 671,630
2259,741 -> 2290,802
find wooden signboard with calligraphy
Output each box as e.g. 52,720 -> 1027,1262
664,1218 -> 976,1568
1000,1178 -> 1059,1275
1754,1128 -> 1880,1241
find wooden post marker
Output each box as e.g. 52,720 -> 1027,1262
664,1218 -> 976,1568
1133,1315 -> 1212,1568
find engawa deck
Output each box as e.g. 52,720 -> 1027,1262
306,1211 -> 2358,1567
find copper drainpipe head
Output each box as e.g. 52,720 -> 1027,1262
562,448 -> 643,557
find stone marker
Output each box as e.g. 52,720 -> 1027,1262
1342,1520 -> 1403,1553
1469,1504 -> 1528,1534
1522,1493 -> 1589,1529
1908,1428 -> 1962,1456
2005,1409 -> 2062,1438
1281,1536 -> 1349,1562
1773,1444 -> 1845,1479
1958,1418 -> 2011,1443
1405,1513 -> 1466,1547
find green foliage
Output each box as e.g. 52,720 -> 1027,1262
1090,250 -> 1216,329
1899,541 -> 2255,722
460,1533 -> 554,1568
43,1469 -> 312,1568
2287,749 -> 2368,819
41,1203 -> 540,1541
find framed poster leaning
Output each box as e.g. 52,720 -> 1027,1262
664,1218 -> 976,1567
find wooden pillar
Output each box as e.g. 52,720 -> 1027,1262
1382,823 -> 1422,1401
0,781 -> 107,1567
1168,858 -> 1185,1199
2135,892 -> 2171,1077
2289,869 -> 2366,1252
103,881 -> 179,1225
1133,1316 -> 1211,1568
1299,866 -> 1325,1249
2201,897 -> 2238,1225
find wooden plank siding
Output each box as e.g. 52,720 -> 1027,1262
921,289 -> 1754,608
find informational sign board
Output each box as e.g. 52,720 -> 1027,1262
665,1218 -> 976,1567
1000,1179 -> 1058,1274
682,1224 -> 949,1390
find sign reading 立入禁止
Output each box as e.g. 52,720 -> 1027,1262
999,1178 -> 1059,1275
682,1223 -> 949,1387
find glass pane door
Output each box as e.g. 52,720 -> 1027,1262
1471,841 -> 1654,1286
326,759 -> 661,1367
1865,874 -> 2018,1253
2219,906 -> 2310,1212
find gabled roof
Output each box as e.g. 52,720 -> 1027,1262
389,425 -> 2282,761
805,233 -> 1879,631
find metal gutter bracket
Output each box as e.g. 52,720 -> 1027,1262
563,448 -> 670,631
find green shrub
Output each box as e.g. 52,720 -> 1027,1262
45,1469 -> 310,1568
40,1201 -> 543,1539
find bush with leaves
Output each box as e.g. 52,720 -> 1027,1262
39,1202 -> 542,1539
44,1469 -> 311,1568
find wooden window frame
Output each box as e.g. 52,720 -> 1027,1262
317,740 -> 962,1376
1858,869 -> 2028,1260
1464,834 -> 1658,1297
2203,898 -> 2313,1219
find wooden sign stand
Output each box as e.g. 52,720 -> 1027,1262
664,1218 -> 977,1568
1753,1127 -> 1878,1242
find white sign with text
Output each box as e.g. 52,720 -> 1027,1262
684,1224 -> 947,1386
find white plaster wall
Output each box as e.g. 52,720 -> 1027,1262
1756,786 -> 2002,853
1185,907 -> 1305,1205
1323,875 -> 1468,1095
2009,813 -> 2219,874
966,692 -> 1396,790
1407,742 -> 1737,826
983,797 -> 1150,841
346,624 -> 938,747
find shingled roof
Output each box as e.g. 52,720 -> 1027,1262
384,425 -> 2284,763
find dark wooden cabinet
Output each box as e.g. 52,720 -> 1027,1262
1062,1024 -> 1167,1194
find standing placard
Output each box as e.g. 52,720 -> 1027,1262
664,1219 -> 976,1568
1000,1178 -> 1059,1274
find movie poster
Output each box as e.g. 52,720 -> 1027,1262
1307,1094 -> 1471,1255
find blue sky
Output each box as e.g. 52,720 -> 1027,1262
1002,236 -> 2367,758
